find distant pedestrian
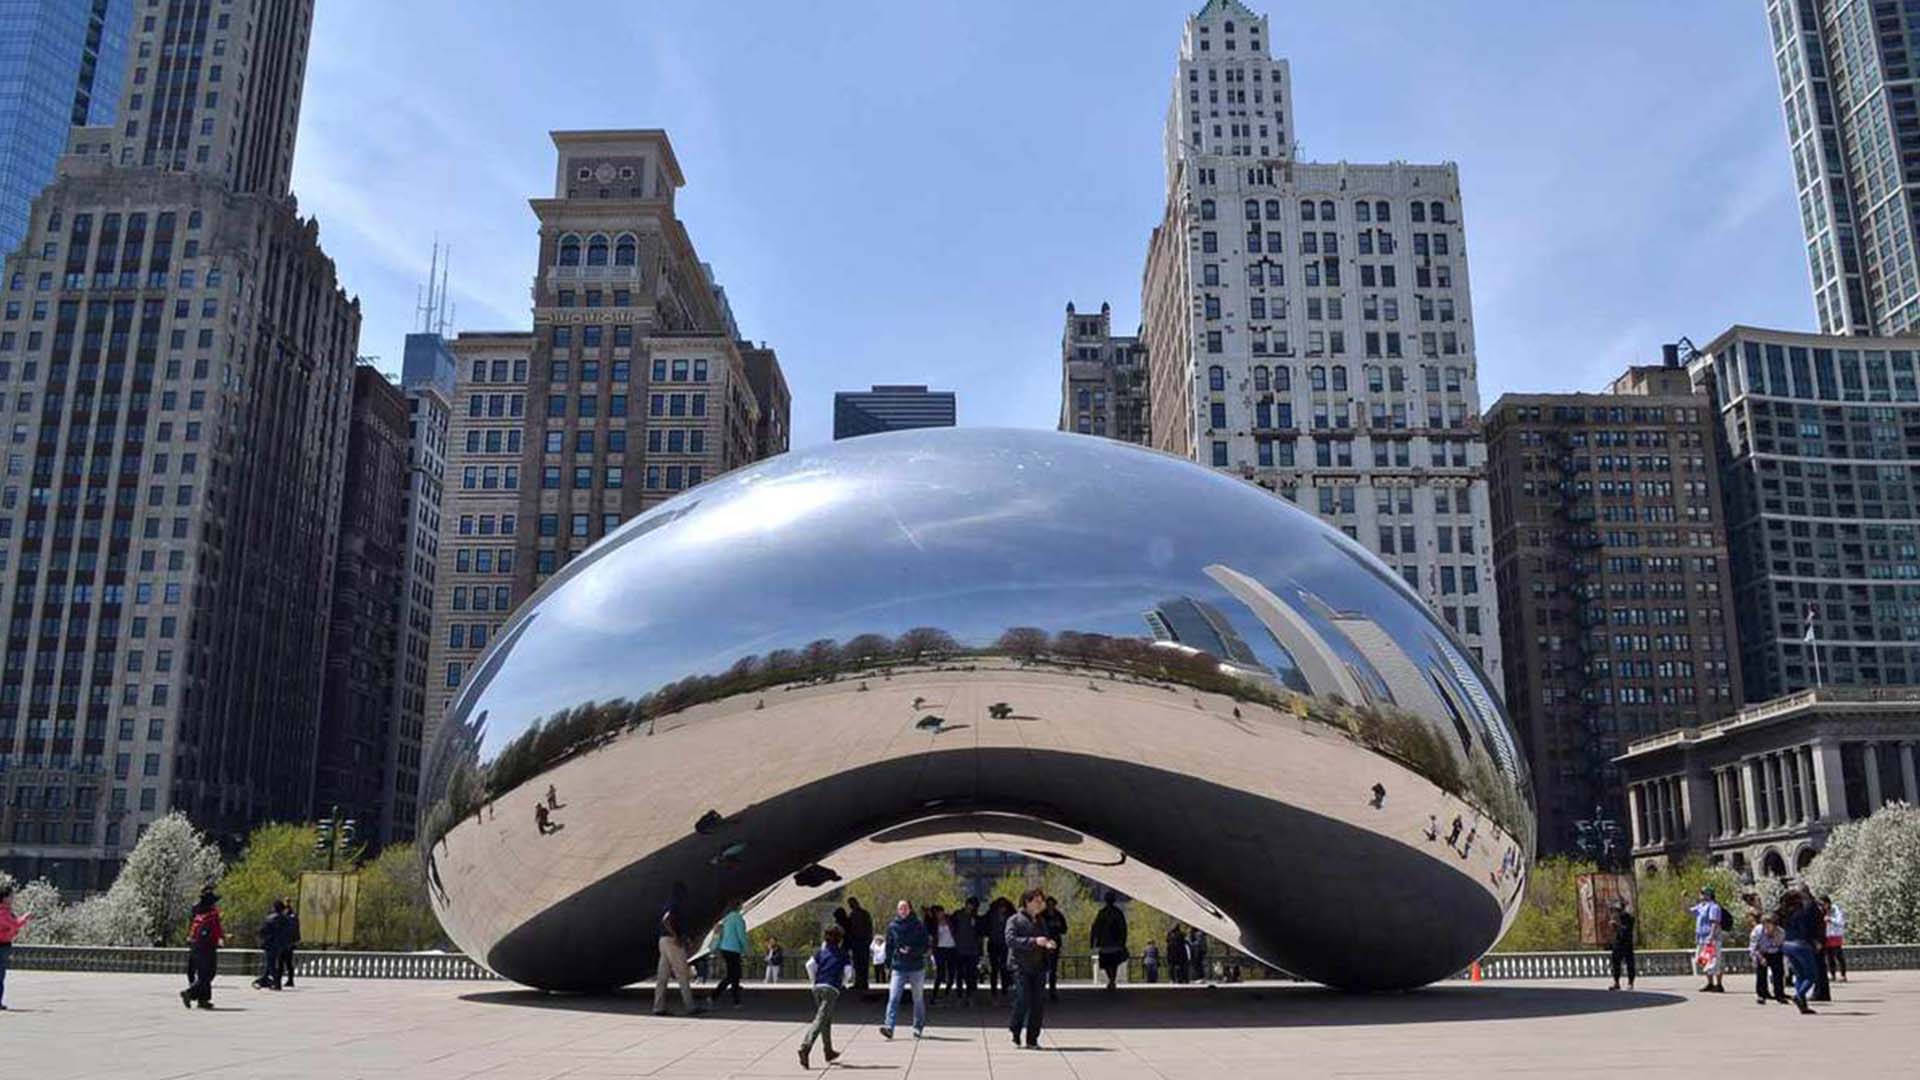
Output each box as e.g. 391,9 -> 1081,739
764,939 -> 784,983
1090,891 -> 1129,991
180,888 -> 224,1009
1041,895 -> 1068,1001
1779,886 -> 1823,1015
1607,900 -> 1636,991
984,897 -> 1013,1000
1006,887 -> 1058,1049
1166,923 -> 1190,983
1142,940 -> 1160,983
651,881 -> 703,1017
1809,889 -> 1833,1003
0,883 -> 32,1010
844,898 -> 875,996
545,784 -> 561,809
708,898 -> 748,1008
1445,815 -> 1464,847
1423,815 -> 1440,841
798,925 -> 851,1069
953,897 -> 982,1004
1369,782 -> 1387,809
879,899 -> 930,1040
1189,928 -> 1209,984
930,906 -> 956,1001
1689,885 -> 1726,993
534,802 -> 556,835
1749,913 -> 1785,1004
869,934 -> 888,990
254,899 -> 291,990
278,898 -> 300,988
1822,896 -> 1848,983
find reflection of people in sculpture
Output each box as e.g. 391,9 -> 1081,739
1445,815 -> 1464,847
546,784 -> 564,810
1369,782 -> 1387,809
535,802 -> 560,835
1424,814 -> 1440,841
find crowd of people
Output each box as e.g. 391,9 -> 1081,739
1604,882 -> 1850,1015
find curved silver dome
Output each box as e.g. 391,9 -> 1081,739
420,427 -> 1533,991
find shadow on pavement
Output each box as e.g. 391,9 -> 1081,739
458,983 -> 1686,1026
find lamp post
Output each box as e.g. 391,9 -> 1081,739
1574,804 -> 1624,870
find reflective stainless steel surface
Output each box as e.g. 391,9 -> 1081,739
421,428 -> 1534,992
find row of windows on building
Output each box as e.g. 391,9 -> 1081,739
1202,327 -> 1463,358
1195,226 -> 1454,263
1197,198 -> 1453,226
1721,342 -> 1920,404
1211,362 -> 1474,395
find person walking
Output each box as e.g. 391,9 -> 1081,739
0,883 -> 32,1011
277,898 -> 300,988
1822,896 -> 1848,983
984,897 -> 1012,1001
1142,940 -> 1160,984
1689,885 -> 1727,993
1808,889 -> 1833,1003
797,925 -> 851,1069
1188,927 -> 1209,985
764,939 -> 784,984
254,899 -> 290,990
652,882 -> 704,1016
1090,891 -> 1129,991
1749,912 -> 1786,1004
953,897 -> 982,1004
844,897 -> 875,997
879,899 -> 930,1040
1607,900 -> 1636,991
1006,887 -> 1058,1049
869,933 -> 888,992
929,906 -> 956,1003
1779,886 -> 1824,1015
180,888 -> 224,1009
1166,923 -> 1190,984
708,898 -> 749,1008
1040,895 -> 1068,1001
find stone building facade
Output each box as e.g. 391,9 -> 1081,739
423,131 -> 788,746
1486,363 -> 1742,852
1060,301 -> 1148,444
1618,687 -> 1920,880
0,0 -> 358,887
1137,0 -> 1500,680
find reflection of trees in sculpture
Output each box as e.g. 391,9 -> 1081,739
420,624 -> 1531,852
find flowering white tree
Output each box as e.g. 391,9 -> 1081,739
1802,801 -> 1920,945
2,813 -> 223,946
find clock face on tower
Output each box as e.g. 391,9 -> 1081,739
595,163 -> 616,183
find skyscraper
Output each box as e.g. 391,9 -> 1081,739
1138,0 -> 1500,682
1060,301 -> 1149,443
831,384 -> 956,440
1768,0 -> 1920,336
0,0 -> 131,256
1485,361 -> 1742,851
1687,326 -> 1920,700
424,130 -> 791,740
0,0 -> 358,888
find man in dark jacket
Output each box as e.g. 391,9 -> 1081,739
278,898 -> 301,988
1090,891 -> 1129,990
1005,887 -> 1057,1048
254,899 -> 290,990
879,900 -> 930,1039
952,897 -> 982,1004
844,898 -> 875,997
1040,895 -> 1068,1001
180,889 -> 223,1009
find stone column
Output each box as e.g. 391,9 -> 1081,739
1683,768 -> 1714,853
1800,746 -> 1818,821
1741,758 -> 1761,831
1811,740 -> 1846,822
1864,742 -> 1883,811
1902,742 -> 1918,805
1628,784 -> 1645,848
1771,754 -> 1789,825
1713,767 -> 1731,837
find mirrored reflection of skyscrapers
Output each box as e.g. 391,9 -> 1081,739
0,0 -> 130,256
1144,595 -> 1262,670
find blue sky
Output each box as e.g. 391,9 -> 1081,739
293,0 -> 1810,448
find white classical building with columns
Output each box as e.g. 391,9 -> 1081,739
1616,687 -> 1920,880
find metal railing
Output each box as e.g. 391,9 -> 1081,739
10,942 -> 1918,983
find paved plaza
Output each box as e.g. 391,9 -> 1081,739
4,971 -> 1920,1078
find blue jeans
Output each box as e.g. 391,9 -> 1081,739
1010,967 -> 1047,1043
0,942 -> 11,1006
885,967 -> 925,1032
1782,940 -> 1819,1002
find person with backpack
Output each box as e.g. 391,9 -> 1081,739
180,888 -> 225,1009
1689,885 -> 1728,993
797,925 -> 852,1069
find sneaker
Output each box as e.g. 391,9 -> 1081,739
913,1028 -> 923,1039
1699,982 -> 1714,992
196,1001 -> 213,1010
1756,997 -> 1769,1005
180,989 -> 192,1009
798,1046 -> 811,1070
823,1050 -> 840,1063
878,1026 -> 893,1040
1795,998 -> 1815,1015
1024,1040 -> 1041,1050
1010,1029 -> 1021,1046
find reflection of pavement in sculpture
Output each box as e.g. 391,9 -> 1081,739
431,660 -> 1524,991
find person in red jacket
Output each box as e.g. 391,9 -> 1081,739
180,888 -> 225,1010
0,883 -> 33,1010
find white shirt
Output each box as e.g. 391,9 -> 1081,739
936,922 -> 956,948
1827,904 -> 1846,937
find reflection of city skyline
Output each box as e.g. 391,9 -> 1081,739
1144,596 -> 1265,670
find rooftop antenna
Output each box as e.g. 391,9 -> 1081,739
435,247 -> 452,337
416,236 -> 440,333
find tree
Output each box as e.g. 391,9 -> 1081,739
1802,801 -> 1920,944
896,627 -> 958,659
995,627 -> 1049,661
353,844 -> 445,951
217,822 -> 337,938
116,811 -> 226,945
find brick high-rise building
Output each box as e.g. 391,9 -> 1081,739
0,0 -> 358,888
1060,301 -> 1149,444
424,130 -> 789,742
1137,0 -> 1500,680
314,363 -> 407,839
1485,361 -> 1741,853
1686,326 -> 1920,701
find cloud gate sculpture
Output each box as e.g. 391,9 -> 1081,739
421,428 -> 1533,993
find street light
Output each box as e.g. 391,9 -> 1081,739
1573,803 -> 1625,870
